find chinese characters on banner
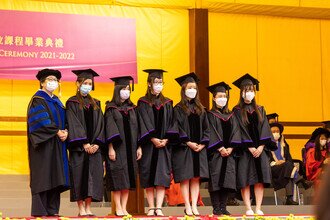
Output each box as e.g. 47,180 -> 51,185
0,10 -> 137,82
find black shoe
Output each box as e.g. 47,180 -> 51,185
227,198 -> 240,206
301,179 -> 313,190
48,214 -> 61,217
78,213 -> 88,217
220,208 -> 231,215
285,197 -> 299,205
192,209 -> 200,216
184,209 -> 193,216
146,208 -> 155,216
213,207 -> 222,215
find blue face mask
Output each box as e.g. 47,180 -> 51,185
80,84 -> 92,95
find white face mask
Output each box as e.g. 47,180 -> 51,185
320,140 -> 327,147
46,81 -> 58,92
215,97 -> 227,107
153,84 -> 163,94
185,88 -> 197,99
243,91 -> 255,102
273,132 -> 281,141
120,89 -> 130,100
80,84 -> 92,95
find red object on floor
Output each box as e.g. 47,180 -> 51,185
165,173 -> 204,206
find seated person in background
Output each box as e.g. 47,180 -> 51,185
268,112 -> 305,178
306,128 -> 330,187
305,126 -> 330,153
270,123 -> 312,205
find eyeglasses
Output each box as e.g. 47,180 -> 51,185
45,78 -> 58,82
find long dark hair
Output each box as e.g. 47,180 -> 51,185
110,85 -> 133,106
76,77 -> 99,110
314,134 -> 327,161
177,82 -> 204,116
237,84 -> 262,125
145,75 -> 166,104
211,91 -> 230,114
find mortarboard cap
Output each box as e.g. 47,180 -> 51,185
267,113 -> 279,121
309,127 -> 330,142
232,73 -> 260,91
175,72 -> 199,86
110,76 -> 135,91
72,68 -> 99,79
36,68 -> 61,81
143,69 -> 167,79
322,120 -> 330,129
207,82 -> 231,94
269,122 -> 284,134
72,68 -> 99,90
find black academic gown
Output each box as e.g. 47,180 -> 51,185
27,90 -> 70,216
66,96 -> 105,202
172,102 -> 210,183
104,101 -> 138,191
270,141 -> 296,191
136,96 -> 178,188
233,104 -> 276,189
207,109 -> 241,191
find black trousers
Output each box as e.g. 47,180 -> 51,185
210,189 -> 229,210
285,179 -> 294,196
31,188 -> 60,216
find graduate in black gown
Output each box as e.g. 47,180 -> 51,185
206,82 -> 241,216
66,69 -> 105,216
232,74 -> 276,216
27,69 -> 70,217
104,76 -> 142,216
137,69 -> 178,216
172,73 -> 209,216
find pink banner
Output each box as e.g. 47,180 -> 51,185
0,10 -> 137,82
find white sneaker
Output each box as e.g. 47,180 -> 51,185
255,210 -> 264,215
246,209 -> 254,215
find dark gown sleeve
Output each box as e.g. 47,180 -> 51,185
164,101 -> 179,142
174,106 -> 189,143
136,100 -> 155,145
200,110 -> 210,145
229,113 -> 242,148
92,101 -> 105,146
27,97 -> 59,149
206,111 -> 223,150
259,106 -> 277,150
104,106 -> 122,145
66,100 -> 88,146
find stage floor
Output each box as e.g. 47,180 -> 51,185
1,215 -> 315,220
